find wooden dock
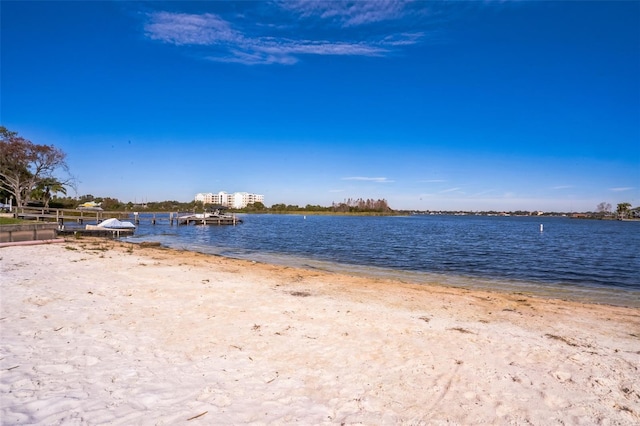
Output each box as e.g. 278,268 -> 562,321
15,207 -> 128,224
176,214 -> 242,226
57,228 -> 135,238
11,208 -> 243,227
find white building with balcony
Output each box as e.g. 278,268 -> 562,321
195,191 -> 264,209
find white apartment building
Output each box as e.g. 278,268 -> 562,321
195,191 -> 264,209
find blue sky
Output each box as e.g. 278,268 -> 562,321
2,1 -> 638,211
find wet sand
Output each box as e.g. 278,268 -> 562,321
1,239 -> 639,424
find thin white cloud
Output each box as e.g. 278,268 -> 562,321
438,187 -> 462,194
342,176 -> 394,183
261,39 -> 386,56
552,185 -> 574,190
418,179 -> 446,183
279,0 -> 410,27
143,2 -> 425,65
609,187 -> 634,192
145,12 -> 241,46
381,32 -> 425,46
207,39 -> 385,65
207,49 -> 297,66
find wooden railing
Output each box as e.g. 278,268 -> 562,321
14,207 -> 127,224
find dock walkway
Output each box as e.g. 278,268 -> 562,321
57,228 -> 135,238
13,207 -> 243,227
15,207 -> 127,224
176,214 -> 242,226
15,208 -> 177,226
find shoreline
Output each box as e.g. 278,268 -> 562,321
227,252 -> 640,309
127,237 -> 640,309
2,238 -> 639,424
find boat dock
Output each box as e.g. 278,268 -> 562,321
12,207 -> 243,228
3,207 -> 243,243
57,228 -> 135,238
15,207 -> 128,224
175,214 -> 242,226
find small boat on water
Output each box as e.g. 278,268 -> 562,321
86,218 -> 136,230
177,208 -> 242,225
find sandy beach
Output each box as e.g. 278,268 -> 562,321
1,239 -> 638,425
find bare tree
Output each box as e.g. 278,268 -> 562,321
0,126 -> 73,207
596,202 -> 612,216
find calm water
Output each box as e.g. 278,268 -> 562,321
125,214 -> 640,307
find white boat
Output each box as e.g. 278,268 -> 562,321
177,208 -> 242,225
86,218 -> 136,230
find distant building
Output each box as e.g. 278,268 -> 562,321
195,191 -> 264,209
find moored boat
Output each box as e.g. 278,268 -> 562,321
177,208 -> 242,225
86,218 -> 136,230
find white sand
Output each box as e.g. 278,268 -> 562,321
1,239 -> 639,425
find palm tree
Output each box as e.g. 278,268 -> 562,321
616,202 -> 631,220
31,178 -> 67,208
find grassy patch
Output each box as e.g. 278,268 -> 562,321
0,217 -> 26,225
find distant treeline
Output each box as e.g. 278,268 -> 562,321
43,195 -> 201,212
36,195 -> 638,218
43,195 -> 395,214
267,198 -> 392,213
